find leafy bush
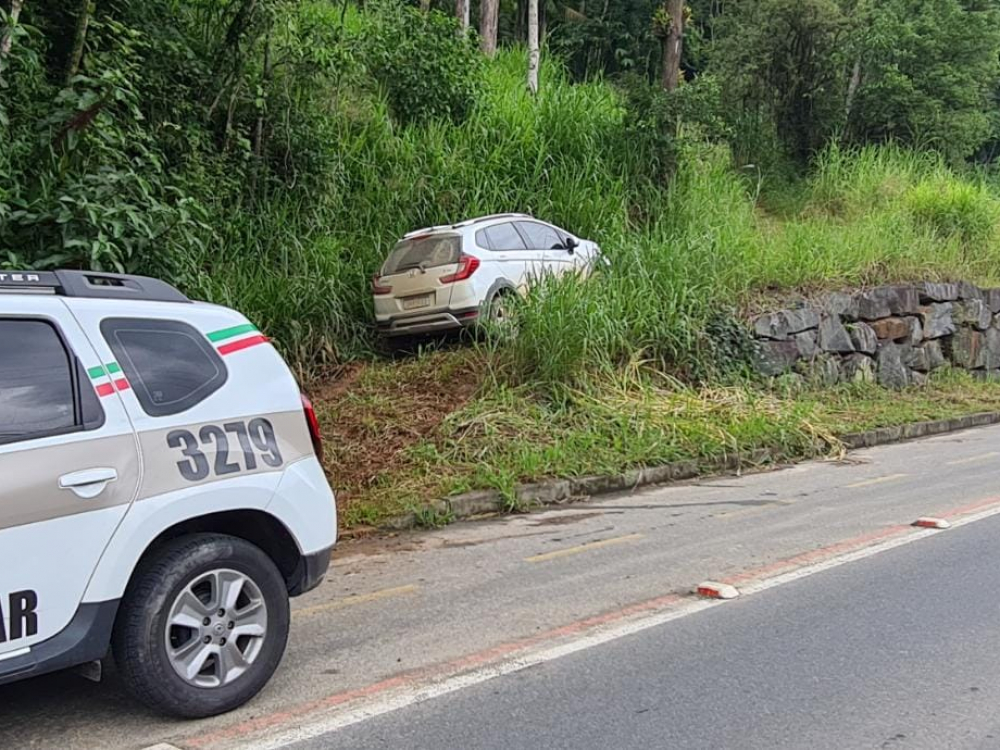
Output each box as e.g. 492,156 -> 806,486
715,0 -> 848,165
1,14 -> 209,278
846,0 -> 1000,165
548,0 -> 659,82
618,73 -> 730,186
360,1 -> 482,126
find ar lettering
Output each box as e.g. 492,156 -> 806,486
0,590 -> 39,643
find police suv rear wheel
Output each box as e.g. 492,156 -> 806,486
112,533 -> 290,718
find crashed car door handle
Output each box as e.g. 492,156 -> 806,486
59,468 -> 119,499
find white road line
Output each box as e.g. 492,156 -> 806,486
235,598 -> 723,750
232,501 -> 1000,750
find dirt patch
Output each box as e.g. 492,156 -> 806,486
530,511 -> 604,527
335,532 -> 424,558
312,350 -> 484,522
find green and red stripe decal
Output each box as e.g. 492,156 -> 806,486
88,362 -> 130,397
207,323 -> 269,355
88,323 -> 266,398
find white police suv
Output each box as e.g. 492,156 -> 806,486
0,270 -> 336,718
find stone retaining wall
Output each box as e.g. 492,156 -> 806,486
752,282 -> 1000,388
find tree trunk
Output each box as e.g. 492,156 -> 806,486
662,0 -> 684,91
480,0 -> 499,56
455,0 -> 469,31
253,31 -> 272,160
420,0 -> 431,10
527,0 -> 539,94
0,0 -> 25,85
539,1 -> 547,46
843,56 -> 862,137
65,0 -> 93,84
250,30 -> 272,194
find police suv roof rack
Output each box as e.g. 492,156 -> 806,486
0,270 -> 190,303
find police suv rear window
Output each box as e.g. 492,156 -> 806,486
101,319 -> 227,417
0,319 -> 104,444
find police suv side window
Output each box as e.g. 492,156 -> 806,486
0,320 -> 103,445
101,319 -> 228,418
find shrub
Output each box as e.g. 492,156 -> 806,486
360,0 -> 483,126
618,73 -> 731,187
0,14 -> 210,278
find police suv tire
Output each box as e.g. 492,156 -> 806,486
112,533 -> 290,718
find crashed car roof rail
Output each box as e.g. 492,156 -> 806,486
451,213 -> 533,228
402,213 -> 534,238
0,270 -> 190,303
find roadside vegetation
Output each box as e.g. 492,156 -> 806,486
7,0 -> 1000,526
319,353 -> 1000,527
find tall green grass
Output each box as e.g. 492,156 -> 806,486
499,143 -> 1000,389
196,47 -> 633,377
192,13 -> 1000,386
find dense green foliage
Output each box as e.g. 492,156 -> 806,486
361,1 -> 482,125
715,0 -> 1000,165
5,0 -> 1000,386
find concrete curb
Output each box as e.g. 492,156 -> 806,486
371,411 -> 1000,532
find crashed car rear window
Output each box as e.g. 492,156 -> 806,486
382,235 -> 461,276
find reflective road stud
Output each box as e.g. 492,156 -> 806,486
695,581 -> 740,600
912,517 -> 951,530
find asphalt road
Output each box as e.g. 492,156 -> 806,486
6,424 -> 1000,749
300,501 -> 1000,750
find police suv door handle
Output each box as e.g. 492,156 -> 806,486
58,468 -> 119,499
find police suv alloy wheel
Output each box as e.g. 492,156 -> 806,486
112,533 -> 290,718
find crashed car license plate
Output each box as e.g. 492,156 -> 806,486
402,294 -> 433,310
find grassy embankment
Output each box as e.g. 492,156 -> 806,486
318,357 -> 1000,529
314,143 -> 1000,528
197,49 -> 1000,527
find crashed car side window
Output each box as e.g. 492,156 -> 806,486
516,221 -> 563,250
484,223 -> 527,251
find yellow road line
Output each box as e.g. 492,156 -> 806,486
718,500 -> 796,521
846,473 -> 909,489
293,584 -> 420,618
946,452 -> 1000,466
525,533 -> 643,563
